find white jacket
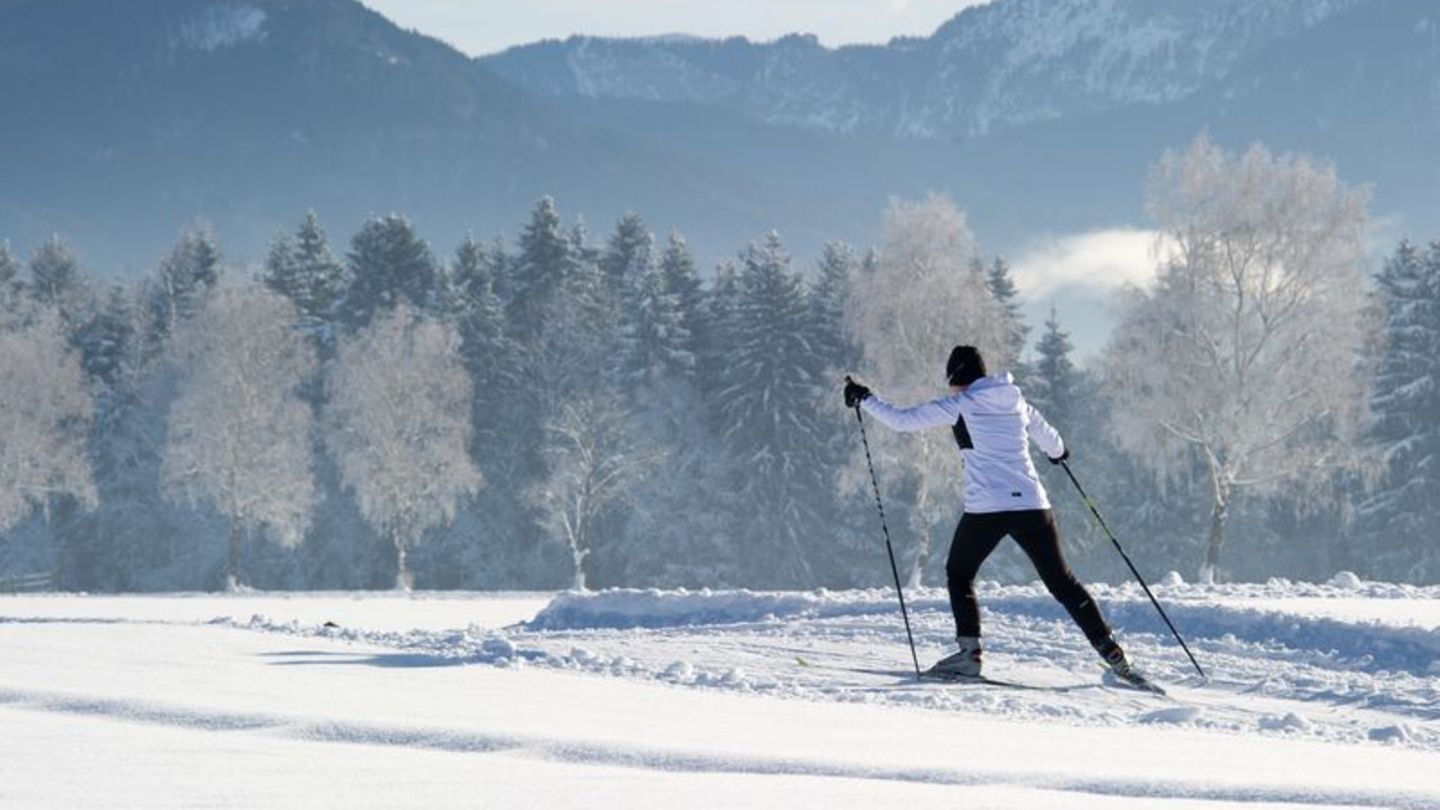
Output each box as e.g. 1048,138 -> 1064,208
860,372 -> 1064,514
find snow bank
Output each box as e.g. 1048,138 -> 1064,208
525,588 -> 911,631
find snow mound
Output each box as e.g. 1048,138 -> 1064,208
526,588 -> 898,630
1329,571 -> 1364,590
1139,706 -> 1202,724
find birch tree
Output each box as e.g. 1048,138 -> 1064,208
1104,136 -> 1372,583
0,309 -> 96,534
530,394 -> 663,590
325,304 -> 481,589
162,282 -> 317,590
847,194 -> 1016,586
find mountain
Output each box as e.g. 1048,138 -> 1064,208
487,0 -> 1378,139
0,0 -> 777,270
2,0 -> 1437,285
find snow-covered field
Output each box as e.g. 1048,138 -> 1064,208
3,578 -> 1438,808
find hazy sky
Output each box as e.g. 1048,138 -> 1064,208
360,1 -> 992,57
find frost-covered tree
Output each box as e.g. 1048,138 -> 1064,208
0,240 -> 20,288
1104,137 -> 1372,583
717,232 -> 830,585
600,212 -> 651,306
263,210 -> 344,347
325,305 -> 481,589
0,241 -> 23,314
73,285 -> 137,390
0,310 -> 96,534
810,242 -> 860,375
530,394 -> 662,589
624,259 -> 693,388
984,256 -> 1029,366
509,197 -> 576,339
1028,306 -> 1078,427
660,232 -> 707,365
340,214 -> 436,331
162,282 -> 317,591
150,225 -> 221,342
28,235 -> 84,311
698,259 -> 741,400
847,194 -> 1015,585
1358,240 -> 1440,581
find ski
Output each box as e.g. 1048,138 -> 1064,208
798,657 -> 1057,691
1100,664 -> 1168,696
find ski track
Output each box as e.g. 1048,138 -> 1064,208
0,684 -> 1433,809
6,583 -> 1438,808
199,584 -> 1440,756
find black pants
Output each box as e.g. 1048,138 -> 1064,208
946,509 -> 1113,648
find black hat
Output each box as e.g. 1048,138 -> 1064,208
946,345 -> 986,386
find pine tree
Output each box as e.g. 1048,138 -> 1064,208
1359,240 -> 1440,581
508,197 -> 575,340
28,235 -> 81,308
449,236 -> 520,456
150,226 -> 221,343
809,242 -> 859,375
263,210 -> 344,346
1029,306 -> 1078,428
339,214 -> 436,331
718,232 -> 828,586
73,286 -> 137,390
985,256 -> 1029,374
599,212 -> 651,306
0,240 -> 25,311
28,235 -> 93,325
624,260 -> 693,387
699,259 -> 741,400
659,231 -> 706,365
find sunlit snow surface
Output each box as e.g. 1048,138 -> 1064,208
2,581 -> 1437,808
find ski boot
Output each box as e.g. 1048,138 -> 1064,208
924,635 -> 983,680
1094,637 -> 1163,694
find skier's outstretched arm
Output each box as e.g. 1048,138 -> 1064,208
1025,402 -> 1067,460
860,394 -> 958,432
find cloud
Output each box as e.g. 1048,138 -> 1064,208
1010,228 -> 1167,298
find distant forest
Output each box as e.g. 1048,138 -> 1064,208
0,136 -> 1437,591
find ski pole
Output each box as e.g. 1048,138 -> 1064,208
1059,460 -> 1206,680
849,388 -> 922,679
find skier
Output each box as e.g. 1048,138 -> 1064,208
844,345 -> 1140,683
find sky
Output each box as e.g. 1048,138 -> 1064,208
360,0 -> 992,57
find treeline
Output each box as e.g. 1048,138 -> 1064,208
0,136 -> 1437,590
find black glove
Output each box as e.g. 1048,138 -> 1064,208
1048,448 -> 1070,465
843,376 -> 872,409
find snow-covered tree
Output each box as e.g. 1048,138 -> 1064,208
150,225 -> 221,343
1028,306 -> 1078,427
1104,137 -> 1373,583
162,282 -> 317,590
530,394 -> 663,589
263,210 -> 344,348
28,235 -> 85,312
624,259 -> 694,388
986,256 -> 1030,374
810,242 -> 860,375
660,231 -> 707,367
847,194 -> 1015,585
1358,239 -> 1440,581
73,285 -> 137,390
325,305 -> 481,589
340,214 -> 436,331
0,310 -> 96,534
600,212 -> 651,307
718,232 -> 829,585
508,197 -> 576,340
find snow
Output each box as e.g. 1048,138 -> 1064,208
3,582 -> 1438,808
176,5 -> 267,52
